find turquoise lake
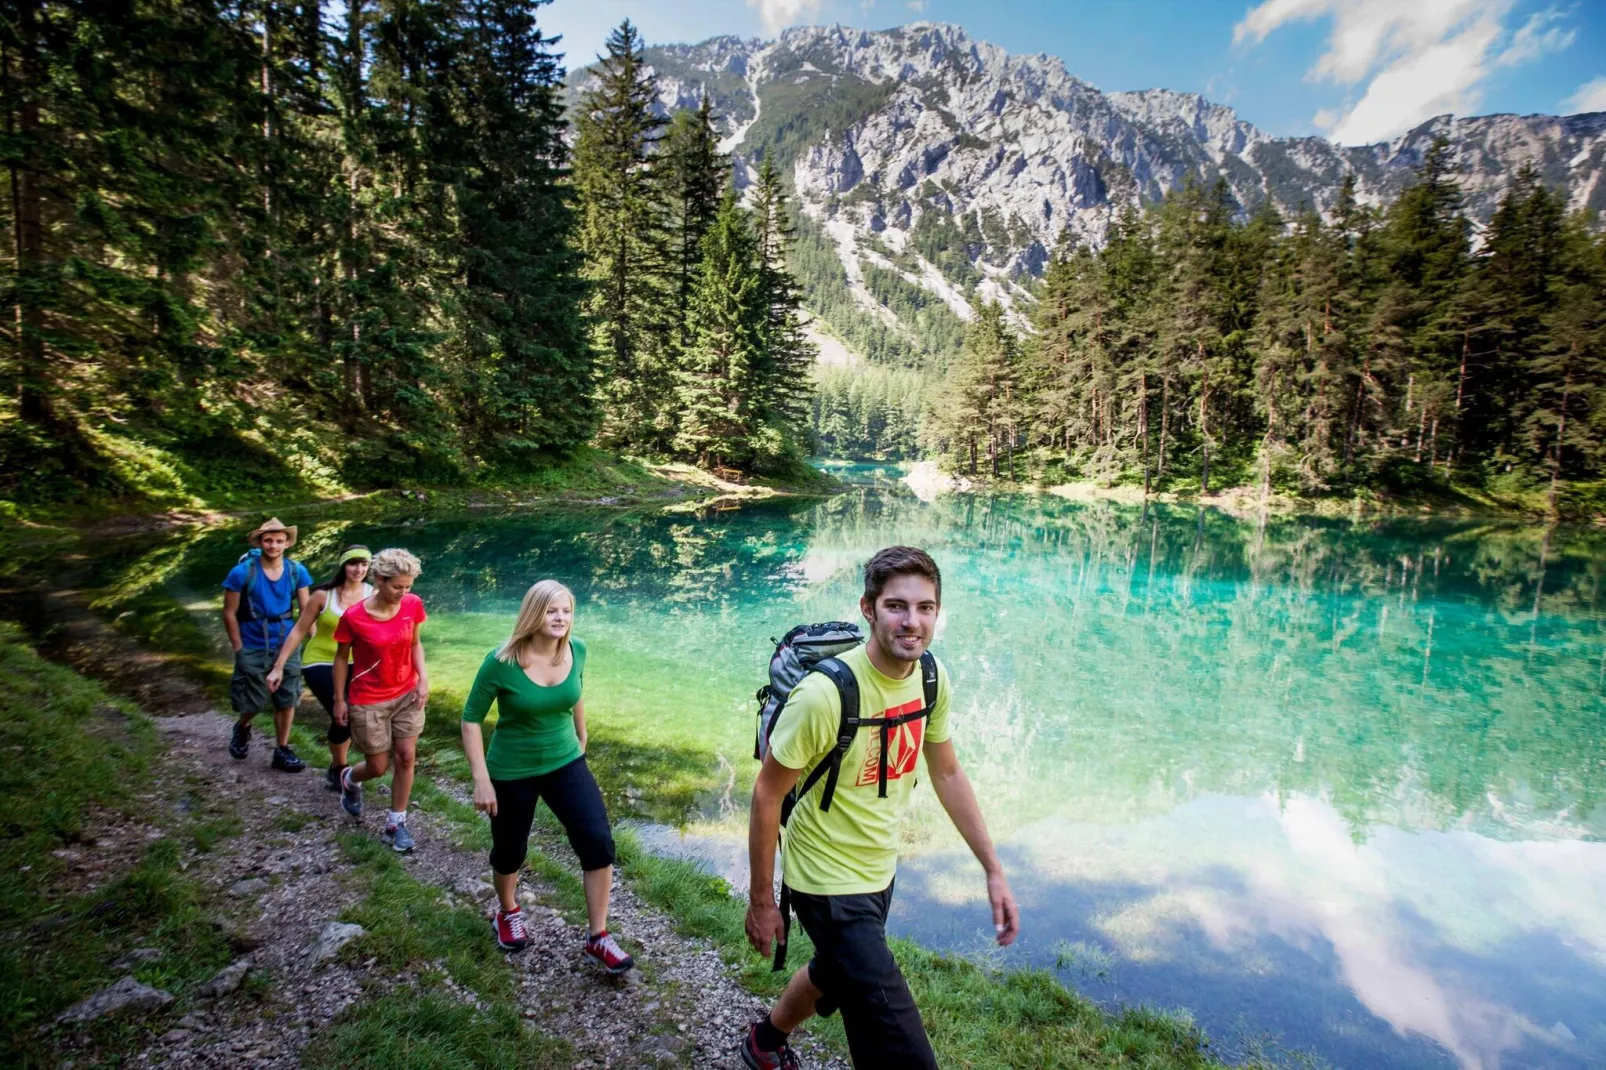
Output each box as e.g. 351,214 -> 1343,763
118,466 -> 1606,1068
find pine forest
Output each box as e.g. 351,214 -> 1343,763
3,3 -> 1604,514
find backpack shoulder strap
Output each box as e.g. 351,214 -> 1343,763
789,656 -> 859,816
920,651 -> 938,712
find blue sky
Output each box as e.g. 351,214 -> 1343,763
541,0 -> 1606,144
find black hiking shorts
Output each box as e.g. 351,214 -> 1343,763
792,881 -> 937,1069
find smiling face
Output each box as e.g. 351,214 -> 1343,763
541,593 -> 573,642
258,531 -> 288,561
862,572 -> 941,669
343,558 -> 371,585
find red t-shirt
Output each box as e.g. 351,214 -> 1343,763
334,593 -> 427,705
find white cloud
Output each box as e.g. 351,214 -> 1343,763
1496,8 -> 1575,67
907,0 -> 928,11
1235,0 -> 1577,145
743,0 -> 823,34
1564,75 -> 1606,114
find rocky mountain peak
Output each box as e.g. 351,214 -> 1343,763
572,22 -> 1606,359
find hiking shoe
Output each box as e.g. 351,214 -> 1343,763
740,1023 -> 800,1070
339,766 -> 363,818
493,907 -> 531,952
324,763 -> 345,792
271,745 -> 306,773
583,930 -> 634,974
228,722 -> 251,761
381,823 -> 415,854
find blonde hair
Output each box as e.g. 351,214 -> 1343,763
496,579 -> 574,667
370,547 -> 423,581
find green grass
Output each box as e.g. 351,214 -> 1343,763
0,623 -> 240,1061
407,768 -> 1226,1069
303,990 -> 571,1070
300,832 -> 572,1070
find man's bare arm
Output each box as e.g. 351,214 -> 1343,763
745,754 -> 803,957
925,738 -> 1019,945
222,589 -> 243,652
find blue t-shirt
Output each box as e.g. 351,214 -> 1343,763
223,556 -> 312,651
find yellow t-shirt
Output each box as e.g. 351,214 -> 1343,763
769,643 -> 951,895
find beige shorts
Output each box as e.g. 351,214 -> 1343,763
348,688 -> 425,754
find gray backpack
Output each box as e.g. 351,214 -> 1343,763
754,621 -> 937,815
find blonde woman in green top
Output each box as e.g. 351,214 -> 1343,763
267,545 -> 373,788
462,579 -> 633,972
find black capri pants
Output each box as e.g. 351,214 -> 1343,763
489,756 -> 616,875
301,664 -> 351,745
792,881 -> 937,1069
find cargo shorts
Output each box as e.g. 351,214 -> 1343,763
231,645 -> 302,714
348,687 -> 425,755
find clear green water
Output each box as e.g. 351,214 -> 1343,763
97,471 -> 1606,1068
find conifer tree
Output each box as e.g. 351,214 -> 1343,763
449,0 -> 595,458
661,93 -> 725,343
750,157 -> 816,464
1528,217 -> 1606,512
572,20 -> 671,451
673,192 -> 763,467
930,303 -> 1020,476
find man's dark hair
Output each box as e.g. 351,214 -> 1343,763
863,546 -> 942,606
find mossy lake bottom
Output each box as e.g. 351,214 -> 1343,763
37,469 -> 1606,1069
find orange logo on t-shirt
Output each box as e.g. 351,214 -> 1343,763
854,697 -> 926,787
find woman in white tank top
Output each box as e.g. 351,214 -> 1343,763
268,546 -> 373,788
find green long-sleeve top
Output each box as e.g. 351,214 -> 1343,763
461,639 -> 586,780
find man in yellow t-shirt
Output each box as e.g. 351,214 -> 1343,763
740,547 -> 1020,1070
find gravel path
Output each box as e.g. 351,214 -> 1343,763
105,711 -> 848,1069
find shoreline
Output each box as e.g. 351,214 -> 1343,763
899,460 -> 1604,522
0,556 -> 1233,1070
2,457 -> 840,548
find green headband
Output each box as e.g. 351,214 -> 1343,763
338,548 -> 373,566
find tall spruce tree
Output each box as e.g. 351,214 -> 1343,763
449,0 -> 594,460
661,93 -> 725,344
673,192 -> 763,467
750,157 -> 815,466
572,20 -> 671,451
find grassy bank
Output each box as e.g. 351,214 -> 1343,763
1,445 -> 840,537
408,739 -> 1231,1069
0,623 -> 242,1064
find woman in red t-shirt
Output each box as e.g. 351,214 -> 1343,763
332,547 -> 429,853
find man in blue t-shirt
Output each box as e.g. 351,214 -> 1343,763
222,517 -> 312,772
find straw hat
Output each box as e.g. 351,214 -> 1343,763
246,517 -> 298,548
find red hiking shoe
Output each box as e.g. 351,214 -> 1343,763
739,1021 -> 801,1069
493,907 -> 530,952
583,930 -> 634,974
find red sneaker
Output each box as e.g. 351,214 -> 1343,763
583,930 -> 634,973
739,1022 -> 800,1070
493,907 -> 530,952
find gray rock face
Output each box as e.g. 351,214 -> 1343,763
310,921 -> 366,962
55,976 -> 174,1024
573,21 -> 1606,333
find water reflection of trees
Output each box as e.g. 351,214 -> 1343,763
97,491 -> 1606,839
803,493 -> 1606,840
